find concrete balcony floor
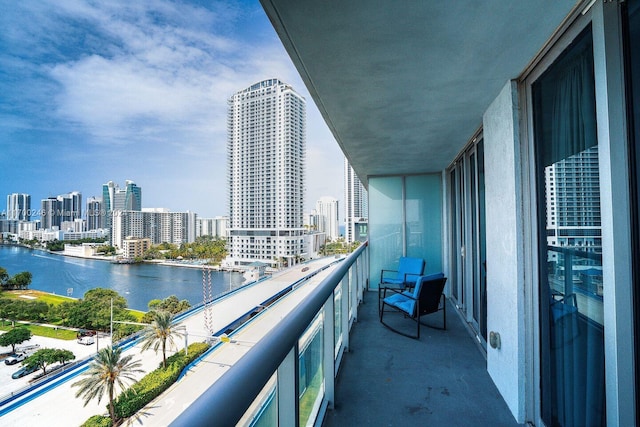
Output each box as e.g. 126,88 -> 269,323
322,294 -> 523,427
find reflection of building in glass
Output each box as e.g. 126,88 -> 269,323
545,146 -> 601,254
545,146 -> 602,297
344,158 -> 368,243
226,79 -> 306,268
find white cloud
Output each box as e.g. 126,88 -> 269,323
0,0 -> 345,217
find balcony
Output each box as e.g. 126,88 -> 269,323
172,244 -> 519,426
323,295 -> 519,427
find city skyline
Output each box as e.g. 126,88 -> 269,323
0,0 -> 345,218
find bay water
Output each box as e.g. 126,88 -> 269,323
0,245 -> 244,311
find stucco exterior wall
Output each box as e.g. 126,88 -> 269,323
482,80 -> 526,422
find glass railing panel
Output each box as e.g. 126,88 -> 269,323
547,246 -> 603,325
334,285 -> 343,358
348,266 -> 354,317
240,374 -> 277,427
170,243 -> 368,426
299,312 -> 325,427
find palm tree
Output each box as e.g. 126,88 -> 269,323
72,345 -> 143,424
140,310 -> 183,368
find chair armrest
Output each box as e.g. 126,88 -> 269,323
403,272 -> 422,286
381,286 -> 405,299
380,269 -> 399,283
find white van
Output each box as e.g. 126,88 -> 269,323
78,336 -> 95,345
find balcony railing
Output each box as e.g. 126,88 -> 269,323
171,242 -> 369,427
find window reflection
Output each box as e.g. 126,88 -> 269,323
533,25 -> 605,427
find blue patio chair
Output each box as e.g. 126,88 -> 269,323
379,273 -> 447,339
377,256 -> 425,312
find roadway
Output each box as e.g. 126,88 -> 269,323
0,257 -> 341,426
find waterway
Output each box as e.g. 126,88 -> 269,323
0,246 -> 245,311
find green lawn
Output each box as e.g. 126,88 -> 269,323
0,323 -> 77,340
0,289 -> 76,305
1,289 -> 145,320
128,310 -> 145,322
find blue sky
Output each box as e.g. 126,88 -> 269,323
0,0 -> 344,218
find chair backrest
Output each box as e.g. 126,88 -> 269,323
414,273 -> 447,316
397,257 -> 425,284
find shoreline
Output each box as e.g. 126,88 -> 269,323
2,243 -> 230,272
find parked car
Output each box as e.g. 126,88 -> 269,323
4,353 -> 27,365
12,364 -> 37,379
78,336 -> 95,345
76,329 -> 96,339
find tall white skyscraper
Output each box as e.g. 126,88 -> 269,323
226,79 -> 306,268
344,158 -> 368,243
315,196 -> 339,240
6,193 -> 31,221
545,146 -> 601,255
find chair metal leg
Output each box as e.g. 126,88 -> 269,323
443,294 -> 446,330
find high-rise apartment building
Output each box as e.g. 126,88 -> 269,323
41,197 -> 61,230
344,158 -> 368,243
86,197 -> 104,231
315,196 -> 339,240
40,192 -> 82,230
6,193 -> 31,221
545,146 -> 602,279
60,191 -> 82,223
197,216 -> 228,239
226,79 -> 306,268
111,209 -> 196,249
103,180 -> 142,234
103,180 -> 142,212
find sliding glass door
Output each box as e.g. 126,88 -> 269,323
624,1 -> 640,425
448,136 -> 487,344
532,24 -> 605,427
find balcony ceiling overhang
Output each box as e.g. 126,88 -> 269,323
261,0 -> 580,184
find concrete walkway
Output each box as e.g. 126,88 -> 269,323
322,296 -> 522,427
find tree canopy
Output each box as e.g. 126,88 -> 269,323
0,298 -> 48,322
148,295 -> 190,314
0,326 -> 32,352
143,236 -> 227,263
60,288 -> 135,332
24,348 -> 75,375
73,346 -> 143,424
139,310 -> 183,368
0,268 -> 32,290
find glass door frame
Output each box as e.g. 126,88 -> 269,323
520,2 -> 637,424
447,131 -> 487,346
